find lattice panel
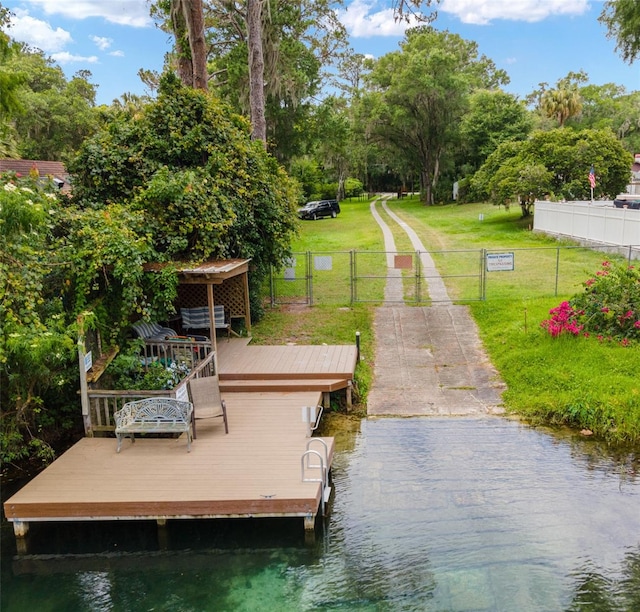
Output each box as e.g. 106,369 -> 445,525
215,276 -> 246,317
177,277 -> 245,317
177,284 -> 207,308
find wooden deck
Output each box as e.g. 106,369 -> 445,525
4,340 -> 358,541
218,340 -> 358,379
4,391 -> 333,536
217,339 -> 359,401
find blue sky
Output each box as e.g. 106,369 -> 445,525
2,0 -> 639,106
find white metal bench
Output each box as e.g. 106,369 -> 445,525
114,398 -> 194,453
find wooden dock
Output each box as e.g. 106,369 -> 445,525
4,392 -> 333,535
217,340 -> 358,403
4,341 -> 358,541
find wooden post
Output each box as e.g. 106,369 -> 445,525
207,283 -> 217,355
304,512 -> 316,531
157,519 -> 169,549
13,520 -> 29,538
77,316 -> 92,436
243,270 -> 252,336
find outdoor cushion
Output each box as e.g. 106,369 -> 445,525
132,320 -> 177,341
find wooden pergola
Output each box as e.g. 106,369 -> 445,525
145,258 -> 252,349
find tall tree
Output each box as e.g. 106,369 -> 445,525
159,0 -> 267,140
0,6 -> 25,156
3,45 -> 98,160
312,96 -> 351,199
363,27 -> 507,205
161,0 -> 347,153
534,72 -> 586,128
168,0 -> 208,90
459,89 -> 532,171
577,83 -> 640,153
391,0 -> 440,22
246,0 -> 266,143
540,87 -> 583,127
599,0 -> 640,64
0,7 -> 22,116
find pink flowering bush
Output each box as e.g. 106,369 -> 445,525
540,301 -> 583,337
542,261 -> 640,343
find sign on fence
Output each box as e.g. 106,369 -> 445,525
486,252 -> 514,271
314,256 -> 333,271
394,255 -> 413,269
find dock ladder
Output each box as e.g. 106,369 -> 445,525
301,438 -> 332,517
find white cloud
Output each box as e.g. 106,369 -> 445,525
24,0 -> 152,28
5,10 -> 72,52
109,50 -> 125,57
91,35 -> 112,51
339,0 -> 420,38
440,0 -> 590,25
51,51 -> 99,64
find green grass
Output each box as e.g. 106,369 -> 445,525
275,198 -> 388,304
254,196 -> 640,443
469,298 -> 640,442
386,197 -> 629,301
257,198 -> 381,410
292,197 -> 385,252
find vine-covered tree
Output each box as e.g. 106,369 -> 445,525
68,73 -> 299,328
0,6 -> 23,116
1,172 -> 78,469
2,74 -> 300,471
0,7 -> 25,156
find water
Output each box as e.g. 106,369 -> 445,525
2,417 -> 639,611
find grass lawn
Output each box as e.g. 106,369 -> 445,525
253,195 -> 640,444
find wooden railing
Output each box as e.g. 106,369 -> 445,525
85,349 -> 217,436
138,338 -> 213,371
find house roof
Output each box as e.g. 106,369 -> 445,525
0,158 -> 71,193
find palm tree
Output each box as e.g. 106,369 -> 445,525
541,87 -> 582,127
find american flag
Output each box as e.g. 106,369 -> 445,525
589,166 -> 596,189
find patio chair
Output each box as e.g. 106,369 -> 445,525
132,320 -> 177,342
188,375 -> 229,438
181,305 -> 231,338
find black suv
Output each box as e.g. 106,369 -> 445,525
613,197 -> 640,209
298,199 -> 340,220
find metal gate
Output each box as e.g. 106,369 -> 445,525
269,249 -> 484,306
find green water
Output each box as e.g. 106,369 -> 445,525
2,417 -> 639,611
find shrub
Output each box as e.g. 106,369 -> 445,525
541,261 -> 640,343
106,343 -> 190,390
540,301 -> 583,337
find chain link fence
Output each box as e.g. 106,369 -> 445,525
268,244 -> 639,306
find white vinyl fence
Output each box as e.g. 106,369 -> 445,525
533,200 -> 640,259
